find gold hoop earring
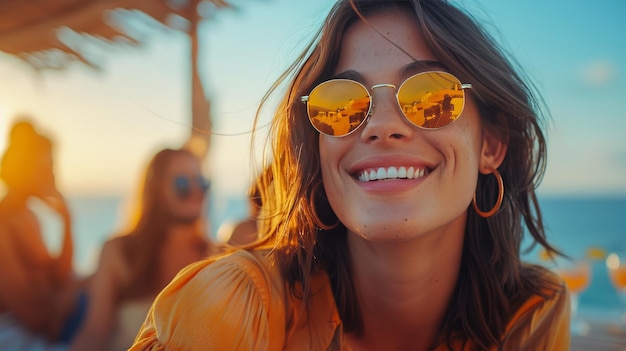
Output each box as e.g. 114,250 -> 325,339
310,181 -> 339,230
472,167 -> 504,218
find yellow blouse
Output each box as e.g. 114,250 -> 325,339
129,249 -> 570,350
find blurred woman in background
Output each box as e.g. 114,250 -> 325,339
0,118 -> 86,350
70,148 -> 215,351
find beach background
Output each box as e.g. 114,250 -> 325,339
1,0 -> 626,336
32,194 -> 626,324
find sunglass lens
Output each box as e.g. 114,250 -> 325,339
397,72 -> 465,129
307,80 -> 371,136
199,176 -> 210,193
174,176 -> 191,198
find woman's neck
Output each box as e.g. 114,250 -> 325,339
345,216 -> 466,351
168,221 -> 200,235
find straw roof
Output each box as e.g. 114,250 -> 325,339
0,0 -> 232,70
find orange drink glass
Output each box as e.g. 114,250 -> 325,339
551,257 -> 592,335
558,263 -> 592,294
606,251 -> 626,327
609,266 -> 626,290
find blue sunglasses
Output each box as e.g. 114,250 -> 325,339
174,175 -> 210,198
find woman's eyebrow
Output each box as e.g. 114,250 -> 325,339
331,60 -> 446,84
400,60 -> 447,77
331,70 -> 364,82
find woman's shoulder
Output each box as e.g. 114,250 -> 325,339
92,236 -> 136,287
130,248 -> 288,350
525,264 -> 567,300
514,266 -> 568,320
101,235 -> 124,250
172,248 -> 283,299
96,236 -> 129,267
501,267 -> 570,349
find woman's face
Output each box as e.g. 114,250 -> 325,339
319,8 -> 485,242
163,153 -> 207,222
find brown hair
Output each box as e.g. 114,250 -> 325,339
251,0 -> 560,349
119,148 -> 207,298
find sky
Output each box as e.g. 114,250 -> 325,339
1,0 -> 625,202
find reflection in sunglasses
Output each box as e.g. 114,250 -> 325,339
301,71 -> 472,137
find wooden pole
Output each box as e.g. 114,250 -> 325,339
184,0 -> 211,163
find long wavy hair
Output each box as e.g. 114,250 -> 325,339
251,0 -> 561,349
118,148 -> 207,299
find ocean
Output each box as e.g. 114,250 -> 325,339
34,195 -> 626,323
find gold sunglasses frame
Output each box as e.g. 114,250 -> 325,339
301,70 -> 473,137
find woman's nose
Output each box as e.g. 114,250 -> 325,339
359,87 -> 414,142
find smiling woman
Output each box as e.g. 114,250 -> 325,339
129,1 -> 569,350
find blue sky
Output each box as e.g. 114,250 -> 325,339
0,0 -> 625,199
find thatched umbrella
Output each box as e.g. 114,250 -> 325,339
0,0 -> 237,160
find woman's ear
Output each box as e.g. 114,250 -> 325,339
479,126 -> 508,175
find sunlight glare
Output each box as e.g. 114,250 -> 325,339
606,253 -> 620,270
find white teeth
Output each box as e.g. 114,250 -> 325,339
376,167 -> 386,179
357,166 -> 428,182
398,167 -> 406,178
387,167 -> 398,178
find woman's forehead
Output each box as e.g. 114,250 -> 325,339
166,154 -> 199,173
334,9 -> 437,81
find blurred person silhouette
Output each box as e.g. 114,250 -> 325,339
130,1 -> 570,350
217,166 -> 272,247
70,148 -> 214,351
0,118 -> 87,350
217,183 -> 261,247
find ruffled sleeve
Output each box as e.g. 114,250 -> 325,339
500,270 -> 571,350
128,250 -> 287,351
